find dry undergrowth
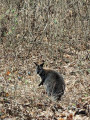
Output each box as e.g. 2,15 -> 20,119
0,0 -> 90,120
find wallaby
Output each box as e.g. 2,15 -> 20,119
34,62 -> 65,101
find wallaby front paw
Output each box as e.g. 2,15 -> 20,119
38,83 -> 43,86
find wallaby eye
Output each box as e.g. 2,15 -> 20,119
39,67 -> 42,70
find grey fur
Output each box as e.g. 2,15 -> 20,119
34,62 -> 65,101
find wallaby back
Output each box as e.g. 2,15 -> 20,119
34,62 -> 65,101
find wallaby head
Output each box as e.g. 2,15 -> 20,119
34,62 -> 44,75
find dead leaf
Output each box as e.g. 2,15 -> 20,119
6,71 -> 10,76
5,93 -> 9,97
0,115 -> 6,119
0,92 -> 9,97
58,118 -> 64,120
67,113 -> 73,120
60,113 -> 66,118
43,37 -> 48,42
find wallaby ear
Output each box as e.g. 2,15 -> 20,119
40,62 -> 44,67
34,62 -> 38,66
